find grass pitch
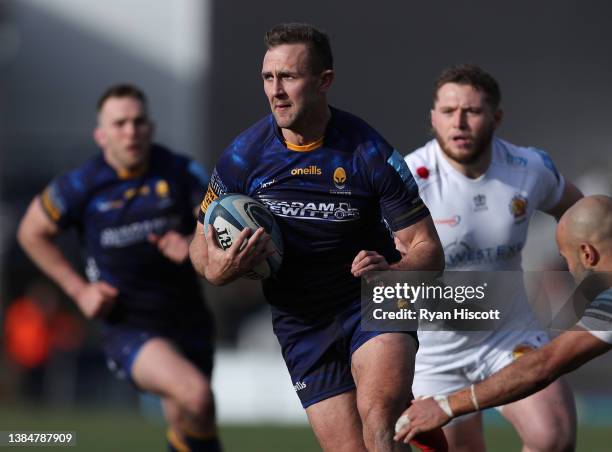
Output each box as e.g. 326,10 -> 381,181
0,406 -> 609,451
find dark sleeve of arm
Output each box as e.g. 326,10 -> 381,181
39,171 -> 85,229
196,150 -> 245,224
367,144 -> 430,231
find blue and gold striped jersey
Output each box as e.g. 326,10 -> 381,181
41,145 -> 210,329
199,107 -> 429,315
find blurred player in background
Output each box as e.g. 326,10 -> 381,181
395,195 -> 612,442
17,84 -> 221,452
190,23 -> 447,451
403,65 -> 582,452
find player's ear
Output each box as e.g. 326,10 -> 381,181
319,70 -> 334,92
493,108 -> 503,128
93,127 -> 106,148
579,242 -> 599,268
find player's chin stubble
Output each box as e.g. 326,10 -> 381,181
434,127 -> 494,165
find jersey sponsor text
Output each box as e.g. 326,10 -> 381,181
263,200 -> 360,221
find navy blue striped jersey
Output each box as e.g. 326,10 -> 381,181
41,145 -> 210,329
199,107 -> 429,315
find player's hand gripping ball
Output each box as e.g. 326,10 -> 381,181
203,193 -> 283,279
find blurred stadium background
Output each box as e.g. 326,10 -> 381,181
1,0 -> 611,450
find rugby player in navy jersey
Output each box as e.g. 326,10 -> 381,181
18,85 -> 221,452
190,23 -> 447,451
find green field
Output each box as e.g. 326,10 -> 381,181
0,406 -> 609,451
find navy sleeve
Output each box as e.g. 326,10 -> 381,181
197,149 -> 245,223
365,143 -> 430,232
39,170 -> 87,229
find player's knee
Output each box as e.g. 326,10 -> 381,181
175,376 -> 215,421
523,439 -> 574,452
186,386 -> 214,422
358,398 -> 397,438
522,422 -> 575,452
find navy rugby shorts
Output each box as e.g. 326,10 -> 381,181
272,300 -> 418,408
101,324 -> 214,387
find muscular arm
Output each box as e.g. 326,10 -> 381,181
391,215 -> 445,272
351,215 -> 444,277
189,221 -> 210,278
18,197 -> 88,300
449,329 -> 609,415
547,181 -> 583,221
394,329 -> 610,443
17,197 -> 117,318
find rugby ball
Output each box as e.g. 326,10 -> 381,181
203,193 -> 283,279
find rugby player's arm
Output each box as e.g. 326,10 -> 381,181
17,197 -> 91,303
189,220 -> 270,286
448,329 -> 610,416
546,180 -> 583,221
396,328 -> 610,442
392,215 -> 445,272
189,221 -> 210,278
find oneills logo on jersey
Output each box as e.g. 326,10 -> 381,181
97,199 -> 124,212
102,183 -> 167,212
96,185 -> 155,213
291,165 -> 322,176
509,194 -> 528,221
293,381 -> 307,391
124,185 -> 150,200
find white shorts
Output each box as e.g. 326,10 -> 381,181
413,330 -> 549,417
